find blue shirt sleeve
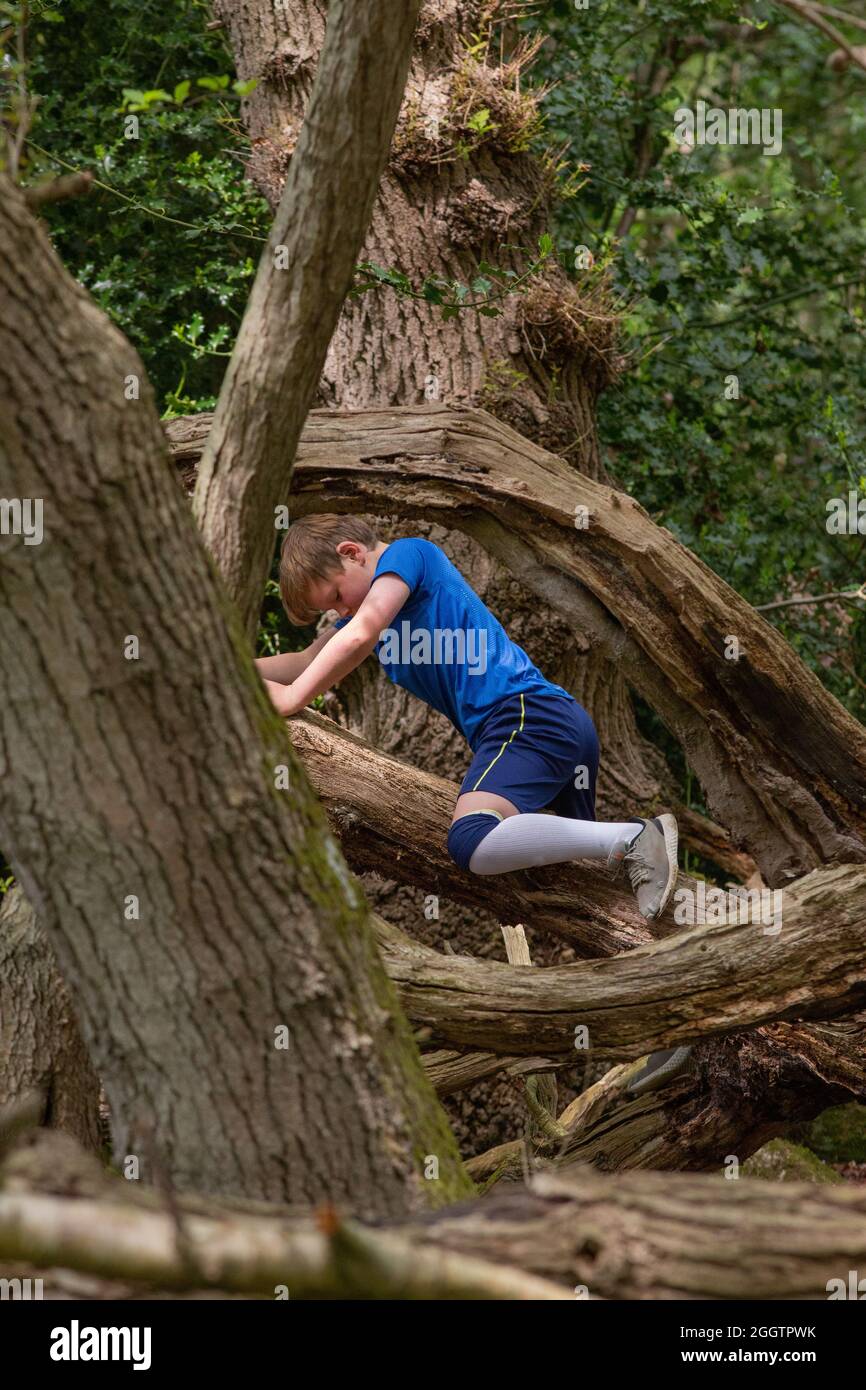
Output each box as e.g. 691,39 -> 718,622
371,538 -> 425,596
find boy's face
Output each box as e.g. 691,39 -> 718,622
304,543 -> 373,620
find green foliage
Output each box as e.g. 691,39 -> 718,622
11,0 -> 271,415
527,0 -> 866,719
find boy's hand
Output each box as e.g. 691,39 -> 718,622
262,678 -> 304,718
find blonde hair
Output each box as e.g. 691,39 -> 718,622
278,513 -> 379,624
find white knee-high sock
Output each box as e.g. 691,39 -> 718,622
467,813 -> 641,875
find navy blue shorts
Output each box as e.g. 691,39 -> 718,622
460,690 -> 599,817
447,690 -> 599,871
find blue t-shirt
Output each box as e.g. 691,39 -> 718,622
334,537 -> 573,750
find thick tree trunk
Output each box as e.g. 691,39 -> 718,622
0,175 -> 471,1214
0,890 -> 101,1152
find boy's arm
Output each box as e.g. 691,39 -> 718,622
265,574 -> 410,717
254,624 -> 339,686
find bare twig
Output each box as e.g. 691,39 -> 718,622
808,1 -> 866,33
776,0 -> 866,74
3,5 -> 39,181
755,587 -> 865,613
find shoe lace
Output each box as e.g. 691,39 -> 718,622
624,842 -> 652,890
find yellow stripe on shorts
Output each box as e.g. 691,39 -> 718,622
470,692 -> 525,792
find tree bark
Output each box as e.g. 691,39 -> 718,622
0,890 -> 101,1152
0,174 -> 472,1214
194,0 -> 423,637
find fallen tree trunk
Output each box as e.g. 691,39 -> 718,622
0,1189 -> 567,1300
166,406 -> 866,886
2,1158 -> 865,1299
375,864 -> 866,1058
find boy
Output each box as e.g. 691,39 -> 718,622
257,514 -> 691,1096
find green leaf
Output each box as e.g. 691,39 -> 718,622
173,80 -> 191,105
233,77 -> 259,96
466,108 -> 492,133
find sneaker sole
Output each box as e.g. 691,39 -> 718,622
648,812 -> 679,920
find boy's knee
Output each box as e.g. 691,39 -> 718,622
447,811 -> 501,871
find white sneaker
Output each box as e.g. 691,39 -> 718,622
607,814 -> 679,920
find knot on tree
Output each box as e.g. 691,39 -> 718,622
261,43 -> 314,92
445,178 -> 525,249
